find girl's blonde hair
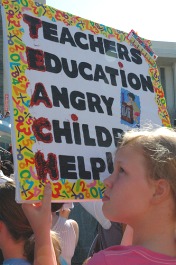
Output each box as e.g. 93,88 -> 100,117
25,230 -> 61,265
118,126 -> 176,199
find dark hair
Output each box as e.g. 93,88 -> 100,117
0,181 -> 33,240
51,203 -> 64,212
0,160 -> 14,177
0,181 -> 33,263
127,92 -> 135,101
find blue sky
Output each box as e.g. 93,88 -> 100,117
46,0 -> 175,42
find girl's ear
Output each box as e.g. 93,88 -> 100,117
0,220 -> 8,233
0,221 -> 4,235
152,179 -> 171,204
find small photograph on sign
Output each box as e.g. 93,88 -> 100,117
121,88 -> 141,128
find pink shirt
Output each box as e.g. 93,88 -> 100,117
87,245 -> 176,265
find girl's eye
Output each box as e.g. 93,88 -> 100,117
119,167 -> 124,173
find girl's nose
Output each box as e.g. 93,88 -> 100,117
103,174 -> 113,189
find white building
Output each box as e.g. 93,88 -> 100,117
152,41 -> 176,124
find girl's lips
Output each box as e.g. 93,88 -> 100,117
102,192 -> 110,202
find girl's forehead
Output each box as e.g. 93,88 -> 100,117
114,145 -> 148,173
115,144 -> 143,160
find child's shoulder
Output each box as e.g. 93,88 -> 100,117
86,245 -> 176,265
85,246 -> 124,265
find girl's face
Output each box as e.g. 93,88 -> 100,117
102,145 -> 155,226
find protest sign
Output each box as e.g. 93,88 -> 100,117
1,0 -> 170,202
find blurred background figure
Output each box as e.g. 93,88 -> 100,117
0,159 -> 14,177
70,201 -> 124,265
0,181 -> 62,265
4,111 -> 10,118
51,203 -> 79,265
0,110 -> 3,120
80,201 -> 123,257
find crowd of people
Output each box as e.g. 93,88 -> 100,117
0,125 -> 176,265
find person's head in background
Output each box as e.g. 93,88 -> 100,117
103,126 -> 176,232
0,181 -> 33,263
51,203 -> 73,220
4,111 -> 10,118
0,110 -> 3,119
0,181 -> 61,265
51,203 -> 71,221
0,160 -> 14,177
51,203 -> 64,213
